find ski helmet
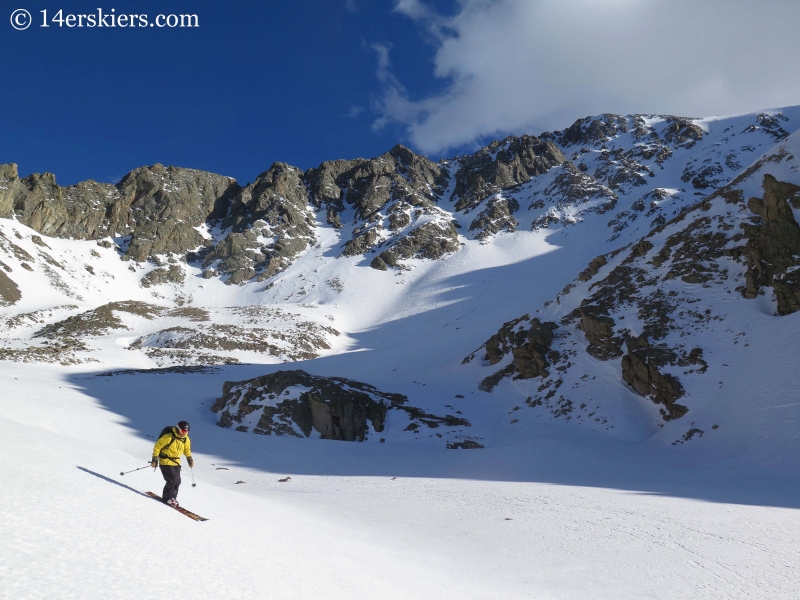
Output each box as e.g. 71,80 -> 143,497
177,420 -> 190,432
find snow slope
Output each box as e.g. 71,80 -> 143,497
2,364 -> 799,599
2,106 -> 800,598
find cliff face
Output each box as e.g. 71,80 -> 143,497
0,162 -> 241,262
2,109 -> 797,291
0,144 -> 456,282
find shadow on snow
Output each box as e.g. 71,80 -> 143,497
69,247 -> 800,511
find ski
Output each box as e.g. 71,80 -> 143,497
145,491 -> 208,521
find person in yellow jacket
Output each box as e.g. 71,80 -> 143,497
151,420 -> 194,507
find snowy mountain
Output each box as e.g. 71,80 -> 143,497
2,106 -> 799,447
3,107 -> 800,598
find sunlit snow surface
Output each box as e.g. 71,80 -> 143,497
2,107 -> 800,599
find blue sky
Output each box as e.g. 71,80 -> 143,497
2,0 -> 457,185
3,0 -> 800,186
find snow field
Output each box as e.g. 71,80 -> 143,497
3,107 -> 800,598
2,365 -> 799,599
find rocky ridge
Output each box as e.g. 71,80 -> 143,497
465,127 -> 800,442
3,110 -> 792,287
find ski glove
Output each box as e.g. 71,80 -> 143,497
150,458 -> 158,468
187,457 -> 194,468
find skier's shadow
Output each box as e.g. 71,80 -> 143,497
77,466 -> 147,497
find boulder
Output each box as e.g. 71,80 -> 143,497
211,370 -> 404,441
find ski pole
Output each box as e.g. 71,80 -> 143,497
190,466 -> 197,487
120,465 -> 151,476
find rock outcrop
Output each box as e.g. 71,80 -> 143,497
463,315 -> 559,392
0,270 -> 20,305
211,370 -> 403,440
738,174 -> 800,314
371,221 -> 460,270
531,162 -> 618,231
465,143 -> 800,431
577,307 -> 622,360
1,110 -> 793,288
451,136 -> 565,212
555,113 -> 630,147
0,163 -> 240,261
468,197 -> 519,239
305,145 -> 461,269
307,145 -> 449,223
207,163 -> 316,283
211,370 -> 471,442
620,336 -> 688,421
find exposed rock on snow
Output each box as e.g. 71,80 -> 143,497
620,336 -> 691,421
212,370 -> 404,440
0,338 -> 95,365
554,113 -> 631,148
0,298 -> 340,366
3,109 -> 793,284
445,440 -> 484,449
372,220 -> 460,270
0,269 -> 20,305
577,306 -> 623,361
211,162 -> 316,284
467,144 -> 800,428
468,196 -> 520,239
308,144 -> 455,267
130,319 -> 338,364
35,300 -> 165,339
737,175 -> 800,314
463,316 -> 559,392
212,370 -> 472,443
526,163 -> 618,233
307,144 -> 449,222
451,135 -> 565,212
141,265 -> 185,288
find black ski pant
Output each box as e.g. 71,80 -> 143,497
160,465 -> 181,502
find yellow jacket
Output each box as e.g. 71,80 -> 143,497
152,427 -> 192,467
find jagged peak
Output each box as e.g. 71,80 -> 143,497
387,143 -> 417,163
0,163 -> 19,179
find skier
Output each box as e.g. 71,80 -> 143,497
151,421 -> 194,507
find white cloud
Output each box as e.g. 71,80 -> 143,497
345,106 -> 365,118
369,43 -> 421,131
393,0 -> 441,25
376,0 -> 800,155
